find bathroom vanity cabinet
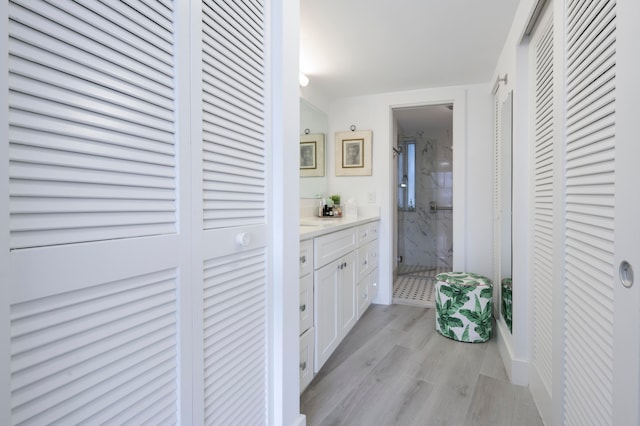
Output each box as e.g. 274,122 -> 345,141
299,217 -> 379,391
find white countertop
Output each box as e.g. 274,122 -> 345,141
299,214 -> 379,240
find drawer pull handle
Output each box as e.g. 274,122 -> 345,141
300,361 -> 307,371
300,304 -> 306,312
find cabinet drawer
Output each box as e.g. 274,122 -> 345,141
368,221 -> 379,240
357,279 -> 370,320
299,273 -> 313,335
356,221 -> 379,247
299,327 -> 315,393
300,239 -> 313,277
356,223 -> 372,246
356,240 -> 379,283
314,228 -> 357,269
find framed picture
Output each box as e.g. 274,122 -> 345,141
335,130 -> 372,176
300,133 -> 325,177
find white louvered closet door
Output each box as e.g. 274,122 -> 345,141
564,0 -> 640,424
191,1 -> 270,424
3,1 -> 190,424
529,2 -> 555,415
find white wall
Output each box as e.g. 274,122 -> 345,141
464,85 -> 495,278
274,0 -> 305,424
326,84 -> 493,305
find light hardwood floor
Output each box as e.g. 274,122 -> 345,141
300,304 -> 543,426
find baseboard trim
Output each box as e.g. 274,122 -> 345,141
529,364 -> 552,425
496,319 -> 529,386
291,413 -> 307,426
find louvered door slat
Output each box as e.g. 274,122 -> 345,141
206,1 -> 263,57
10,144 -> 174,177
202,84 -> 264,129
9,61 -> 174,123
74,0 -> 174,46
9,3 -> 173,85
201,0 -> 266,231
564,0 -> 617,423
10,268 -> 178,425
45,1 -> 173,61
203,249 -> 266,424
9,75 -> 173,133
9,112 -> 174,156
9,95 -> 174,143
202,114 -> 263,148
566,1 -> 615,65
8,0 -> 178,249
10,31 -> 172,104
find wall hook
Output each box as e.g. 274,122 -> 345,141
492,73 -> 508,94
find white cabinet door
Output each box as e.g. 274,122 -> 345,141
338,252 -> 357,337
357,278 -> 370,320
314,250 -> 356,372
299,327 -> 315,393
369,268 -> 379,302
314,258 -> 340,372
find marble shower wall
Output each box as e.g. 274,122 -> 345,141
398,128 -> 453,269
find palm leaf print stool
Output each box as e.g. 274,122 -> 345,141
435,272 -> 493,342
501,277 -> 513,334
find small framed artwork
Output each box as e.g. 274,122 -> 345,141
335,130 -> 372,176
300,133 -> 325,177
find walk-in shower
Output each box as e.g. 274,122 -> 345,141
393,105 -> 453,306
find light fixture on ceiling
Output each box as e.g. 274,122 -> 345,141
299,73 -> 309,87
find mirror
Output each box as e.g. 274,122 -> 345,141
300,98 -> 328,198
500,91 -> 513,333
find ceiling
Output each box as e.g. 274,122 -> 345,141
300,0 -> 521,101
394,104 -> 453,134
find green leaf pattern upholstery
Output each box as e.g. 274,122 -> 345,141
501,277 -> 512,333
435,272 -> 493,343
